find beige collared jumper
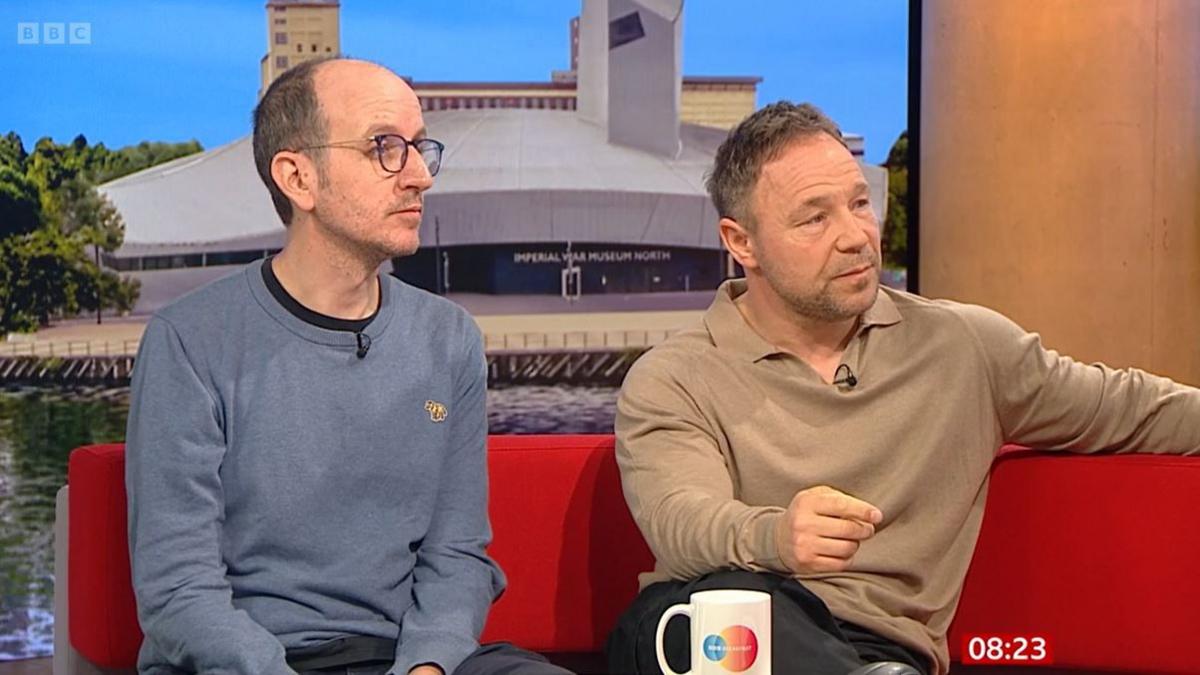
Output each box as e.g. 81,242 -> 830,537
616,279 -> 1200,675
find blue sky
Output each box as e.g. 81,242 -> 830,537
0,0 -> 908,163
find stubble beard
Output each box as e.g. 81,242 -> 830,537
313,187 -> 419,264
762,257 -> 880,324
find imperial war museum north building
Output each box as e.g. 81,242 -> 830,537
99,0 -> 887,313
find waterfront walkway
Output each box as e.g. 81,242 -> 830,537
0,291 -> 714,357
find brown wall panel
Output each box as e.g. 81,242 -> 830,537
1149,0 -> 1200,384
920,0 -> 1200,384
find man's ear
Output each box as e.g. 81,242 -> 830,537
270,151 -> 317,216
719,217 -> 758,271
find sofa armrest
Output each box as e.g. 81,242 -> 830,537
54,485 -> 70,675
55,485 -> 124,675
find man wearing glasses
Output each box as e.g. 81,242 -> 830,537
125,58 -> 571,675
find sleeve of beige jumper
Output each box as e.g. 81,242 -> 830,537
960,304 -> 1200,455
615,349 -> 789,580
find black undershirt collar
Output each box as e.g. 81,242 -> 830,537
261,256 -> 379,333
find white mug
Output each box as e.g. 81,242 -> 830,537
655,589 -> 772,675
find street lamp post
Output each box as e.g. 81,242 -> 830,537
94,245 -> 102,325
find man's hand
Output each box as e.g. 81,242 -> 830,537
774,485 -> 883,574
409,665 -> 444,675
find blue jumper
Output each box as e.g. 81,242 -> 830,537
126,259 -> 504,674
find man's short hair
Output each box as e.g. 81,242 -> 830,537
252,57 -> 337,225
706,101 -> 846,230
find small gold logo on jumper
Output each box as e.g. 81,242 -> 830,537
424,400 -> 447,422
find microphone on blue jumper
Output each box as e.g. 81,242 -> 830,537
355,332 -> 371,359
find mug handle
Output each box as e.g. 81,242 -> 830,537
655,603 -> 693,675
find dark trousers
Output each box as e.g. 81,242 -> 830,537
287,637 -> 574,675
605,570 -> 930,675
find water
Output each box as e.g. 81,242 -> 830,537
488,384 -> 620,433
0,383 -> 618,661
0,387 -> 131,661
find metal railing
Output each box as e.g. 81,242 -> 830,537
482,329 -> 675,352
0,330 -> 675,358
0,339 -> 141,358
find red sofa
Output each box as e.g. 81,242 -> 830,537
56,436 -> 1200,674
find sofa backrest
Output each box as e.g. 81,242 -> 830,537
65,435 -> 655,667
945,450 -> 1200,674
67,440 -> 1200,673
481,435 -> 654,651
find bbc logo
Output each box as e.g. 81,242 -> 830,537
16,22 -> 92,45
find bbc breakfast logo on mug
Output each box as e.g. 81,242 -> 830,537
702,625 -> 760,671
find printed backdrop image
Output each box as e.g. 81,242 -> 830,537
0,0 -> 908,661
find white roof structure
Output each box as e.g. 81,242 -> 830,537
100,138 -> 283,256
420,109 -> 728,251
102,108 -> 886,257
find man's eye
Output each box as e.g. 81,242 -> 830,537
379,140 -> 406,157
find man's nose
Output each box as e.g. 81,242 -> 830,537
834,210 -> 871,251
400,153 -> 434,191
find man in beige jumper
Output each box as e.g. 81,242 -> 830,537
605,102 -> 1200,675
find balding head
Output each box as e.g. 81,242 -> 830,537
309,60 -> 423,151
252,57 -> 419,225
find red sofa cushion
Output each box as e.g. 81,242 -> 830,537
948,451 -> 1200,674
480,435 -> 654,651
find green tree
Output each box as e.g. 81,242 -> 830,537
92,139 -> 203,183
0,158 -> 44,328
0,227 -> 87,330
55,176 -> 139,319
881,131 -> 908,270
0,238 -> 36,333
75,265 -> 142,317
0,164 -> 42,238
57,176 -> 124,250
0,131 -> 28,169
26,136 -> 81,220
19,135 -> 203,214
0,131 -> 194,333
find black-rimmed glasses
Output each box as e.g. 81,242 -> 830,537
298,134 -> 445,176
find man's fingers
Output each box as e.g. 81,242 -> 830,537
813,514 -> 875,541
780,538 -> 856,572
808,554 -> 854,574
780,487 -> 883,575
813,491 -> 883,524
812,536 -> 860,560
